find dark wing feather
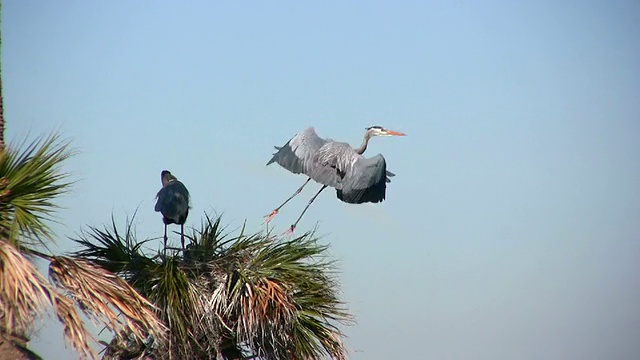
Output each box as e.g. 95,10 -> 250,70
155,181 -> 190,224
385,170 -> 395,183
336,154 -> 389,204
267,127 -> 342,187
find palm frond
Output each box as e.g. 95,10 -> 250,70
71,214 -> 155,276
149,257 -> 206,358
51,290 -> 96,360
0,134 -> 74,248
48,256 -> 167,348
0,240 -> 97,359
0,239 -> 51,335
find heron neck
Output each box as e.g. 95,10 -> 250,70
355,133 -> 371,155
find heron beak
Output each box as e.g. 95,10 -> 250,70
386,130 -> 406,136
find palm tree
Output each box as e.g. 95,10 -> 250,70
73,214 -> 354,360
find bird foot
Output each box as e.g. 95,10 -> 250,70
281,225 -> 296,237
263,210 -> 279,224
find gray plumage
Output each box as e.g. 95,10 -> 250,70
267,127 -> 396,204
265,126 -> 405,233
155,170 -> 190,252
337,154 -> 389,204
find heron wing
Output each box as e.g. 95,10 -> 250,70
336,154 -> 389,204
154,181 -> 190,224
267,127 -> 343,187
266,127 -> 327,174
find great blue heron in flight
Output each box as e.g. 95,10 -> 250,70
265,125 -> 406,233
154,170 -> 190,252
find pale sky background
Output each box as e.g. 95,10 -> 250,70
5,1 -> 640,359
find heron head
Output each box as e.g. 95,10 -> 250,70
365,125 -> 406,138
161,170 -> 177,186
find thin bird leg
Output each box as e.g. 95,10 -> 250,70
286,184 -> 328,234
264,177 -> 312,223
163,224 -> 168,256
180,224 -> 185,251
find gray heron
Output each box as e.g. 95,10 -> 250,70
154,170 -> 190,252
265,125 -> 406,233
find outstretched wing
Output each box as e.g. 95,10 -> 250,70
267,127 -> 327,174
336,154 -> 389,204
267,127 -> 343,187
155,181 -> 190,224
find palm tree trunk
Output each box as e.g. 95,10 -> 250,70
0,70 -> 5,151
0,332 -> 43,360
0,0 -> 4,152
0,5 -> 28,360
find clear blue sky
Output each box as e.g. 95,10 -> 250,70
5,1 -> 640,359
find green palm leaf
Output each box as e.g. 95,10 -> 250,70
0,134 -> 74,248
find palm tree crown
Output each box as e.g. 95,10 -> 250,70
73,214 -> 354,360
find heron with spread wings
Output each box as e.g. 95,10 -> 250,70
265,125 -> 406,233
155,170 -> 190,252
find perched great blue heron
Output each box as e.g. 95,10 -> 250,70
154,170 -> 190,252
265,125 -> 406,233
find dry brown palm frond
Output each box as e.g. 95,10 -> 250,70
0,240 -> 97,359
48,256 -> 167,347
51,292 -> 96,359
0,239 -> 51,335
253,278 -> 294,326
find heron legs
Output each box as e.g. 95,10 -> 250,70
162,223 -> 185,257
163,224 -> 168,256
264,177 -> 312,223
287,184 -> 328,234
180,224 -> 185,251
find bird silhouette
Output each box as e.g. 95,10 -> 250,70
154,170 -> 190,253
